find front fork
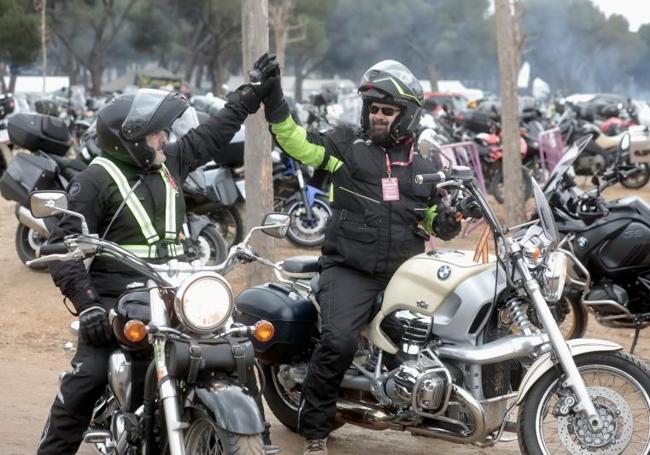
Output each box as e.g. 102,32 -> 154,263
149,285 -> 187,455
296,167 -> 314,220
513,249 -> 602,430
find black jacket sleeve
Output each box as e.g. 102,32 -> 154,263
47,168 -> 106,313
164,101 -> 249,182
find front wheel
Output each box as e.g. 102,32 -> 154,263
620,163 -> 650,189
518,351 -> 650,455
184,409 -> 264,455
15,223 -> 48,271
189,225 -> 227,266
286,195 -> 331,248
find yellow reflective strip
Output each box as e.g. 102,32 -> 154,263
324,156 -> 344,173
91,157 -> 160,244
160,165 -> 177,240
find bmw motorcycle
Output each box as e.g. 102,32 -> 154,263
235,166 -> 650,453
545,133 -> 650,352
28,190 -> 290,455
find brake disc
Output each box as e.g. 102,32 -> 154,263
557,386 -> 633,454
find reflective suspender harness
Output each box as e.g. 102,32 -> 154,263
91,157 -> 183,258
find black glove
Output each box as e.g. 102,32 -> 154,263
251,52 -> 280,98
78,306 -> 114,347
226,84 -> 262,115
433,208 -> 462,241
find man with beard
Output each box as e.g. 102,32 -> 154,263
252,55 -> 462,455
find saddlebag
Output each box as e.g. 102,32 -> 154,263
235,283 -> 317,364
0,152 -> 60,206
8,113 -> 70,156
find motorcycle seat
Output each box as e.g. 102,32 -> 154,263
49,154 -> 88,179
281,255 -> 320,278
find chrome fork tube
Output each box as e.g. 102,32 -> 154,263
513,250 -> 602,430
149,285 -> 186,455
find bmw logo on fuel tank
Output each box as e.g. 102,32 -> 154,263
437,265 -> 451,280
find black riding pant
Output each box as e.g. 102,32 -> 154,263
299,264 -> 392,439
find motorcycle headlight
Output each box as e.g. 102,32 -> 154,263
540,251 -> 567,302
174,272 -> 233,333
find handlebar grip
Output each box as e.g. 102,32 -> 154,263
39,243 -> 68,256
415,171 -> 446,185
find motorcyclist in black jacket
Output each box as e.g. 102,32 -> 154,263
36,82 -> 274,454
251,54 -> 462,455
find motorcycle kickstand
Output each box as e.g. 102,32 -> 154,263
630,320 -> 642,354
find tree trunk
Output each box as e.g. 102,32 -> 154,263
294,59 -> 304,102
495,0 -> 525,226
89,64 -> 103,96
427,63 -> 439,92
242,0 -> 274,285
194,64 -> 204,91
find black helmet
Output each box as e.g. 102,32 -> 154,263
358,60 -> 424,143
96,89 -> 189,169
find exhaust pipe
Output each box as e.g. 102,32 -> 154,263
17,205 -> 49,238
335,399 -> 393,430
405,385 -> 487,444
437,334 -> 549,364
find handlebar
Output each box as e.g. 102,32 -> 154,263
39,243 -> 69,255
415,171 -> 447,184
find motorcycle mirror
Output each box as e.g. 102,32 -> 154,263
30,190 -> 69,218
261,212 -> 291,238
618,132 -> 631,154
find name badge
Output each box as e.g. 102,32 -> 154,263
381,177 -> 400,201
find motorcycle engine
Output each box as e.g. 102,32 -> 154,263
386,350 -> 452,416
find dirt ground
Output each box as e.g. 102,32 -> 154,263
1,181 -> 648,455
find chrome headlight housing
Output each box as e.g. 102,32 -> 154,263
174,272 -> 233,333
540,251 -> 568,302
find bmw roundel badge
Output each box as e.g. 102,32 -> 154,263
576,236 -> 588,249
437,265 -> 451,280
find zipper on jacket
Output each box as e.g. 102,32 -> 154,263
338,186 -> 381,204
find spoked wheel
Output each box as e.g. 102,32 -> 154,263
286,196 -> 331,248
261,363 -> 345,433
15,223 -> 48,270
184,410 -> 263,455
518,351 -> 650,455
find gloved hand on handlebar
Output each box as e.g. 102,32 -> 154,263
431,206 -> 462,241
79,306 -> 114,347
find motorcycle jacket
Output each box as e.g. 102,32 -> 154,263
48,101 -> 249,312
268,104 -> 453,276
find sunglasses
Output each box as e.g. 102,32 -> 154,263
369,105 -> 400,116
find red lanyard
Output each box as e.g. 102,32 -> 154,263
384,147 -> 414,177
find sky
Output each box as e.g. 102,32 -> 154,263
590,0 -> 650,32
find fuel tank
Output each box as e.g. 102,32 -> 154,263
569,197 -> 650,276
366,250 -> 505,354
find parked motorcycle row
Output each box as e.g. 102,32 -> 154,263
4,85 -> 650,453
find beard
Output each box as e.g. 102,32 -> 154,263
368,120 -> 392,146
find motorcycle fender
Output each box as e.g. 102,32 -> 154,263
187,213 -> 212,240
516,338 -> 622,405
194,385 -> 265,434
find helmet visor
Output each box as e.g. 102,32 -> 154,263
121,89 -> 171,140
169,106 -> 199,142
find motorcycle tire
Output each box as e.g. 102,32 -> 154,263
489,167 -> 533,204
621,163 -> 650,189
518,351 -> 650,455
286,195 -> 331,248
193,225 -> 227,266
260,363 -> 345,433
15,223 -> 48,271
209,205 -> 244,248
538,287 -> 588,340
184,408 -> 264,455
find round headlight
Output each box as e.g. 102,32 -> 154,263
174,272 -> 233,333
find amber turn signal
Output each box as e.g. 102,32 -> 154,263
254,320 -> 275,342
531,247 -> 542,262
124,320 -> 148,342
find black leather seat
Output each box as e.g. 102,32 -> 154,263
282,255 -> 320,274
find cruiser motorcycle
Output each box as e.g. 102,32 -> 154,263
546,133 -> 650,352
27,190 -> 290,455
235,166 -> 650,453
